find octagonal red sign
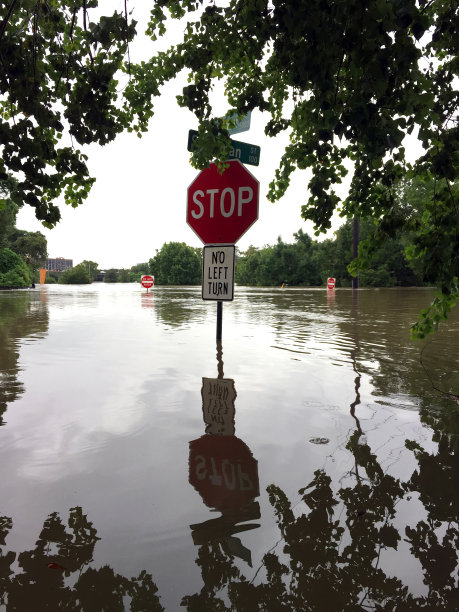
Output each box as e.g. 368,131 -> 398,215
187,160 -> 259,244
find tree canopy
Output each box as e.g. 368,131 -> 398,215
0,247 -> 30,287
0,177 -> 44,286
0,0 -> 136,225
133,0 -> 457,336
0,0 -> 457,332
77,259 -> 99,281
8,229 -> 47,272
236,217 -> 425,288
149,241 -> 201,284
59,262 -> 91,284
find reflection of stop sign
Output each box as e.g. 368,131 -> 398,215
141,275 -> 154,288
187,160 -> 259,244
327,277 -> 335,289
189,435 -> 259,512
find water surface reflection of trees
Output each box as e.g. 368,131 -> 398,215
182,423 -> 457,610
0,291 -> 48,424
183,338 -> 457,610
0,507 -> 163,611
1,434 -> 455,610
153,288 -> 208,329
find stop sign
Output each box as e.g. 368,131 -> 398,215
187,160 -> 259,244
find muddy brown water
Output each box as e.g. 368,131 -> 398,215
0,285 -> 457,610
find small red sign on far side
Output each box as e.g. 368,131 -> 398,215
141,275 -> 154,289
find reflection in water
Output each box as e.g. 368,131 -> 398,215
0,286 -> 457,609
349,290 -> 363,441
184,398 -> 458,610
186,344 -> 261,607
153,288 -> 208,329
141,292 -> 155,309
0,290 -> 48,425
326,287 -> 335,308
182,304 -> 458,611
201,376 -> 236,436
0,507 -> 164,611
1,430 -> 455,609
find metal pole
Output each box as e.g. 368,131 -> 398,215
352,217 -> 359,290
216,300 -> 223,341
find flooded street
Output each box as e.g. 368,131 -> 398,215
0,284 -> 457,610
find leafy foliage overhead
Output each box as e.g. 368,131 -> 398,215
130,0 -> 457,332
0,0 -> 136,226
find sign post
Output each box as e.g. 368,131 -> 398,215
187,160 -> 259,340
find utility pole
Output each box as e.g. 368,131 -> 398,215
352,217 -> 359,290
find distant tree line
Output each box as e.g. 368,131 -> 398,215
149,178 -> 448,289
2,175 -> 450,293
56,243 -> 201,286
236,220 -> 423,288
143,218 -> 426,288
237,177 -> 440,288
51,262 -> 152,285
48,218 -> 427,287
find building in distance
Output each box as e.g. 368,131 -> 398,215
45,257 -> 73,272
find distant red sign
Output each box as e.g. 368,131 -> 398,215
327,277 -> 336,289
141,275 -> 154,288
189,434 -> 259,512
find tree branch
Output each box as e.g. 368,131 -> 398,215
0,0 -> 19,43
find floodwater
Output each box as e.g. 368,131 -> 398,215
0,284 -> 457,611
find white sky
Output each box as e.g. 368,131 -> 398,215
15,2 -> 420,270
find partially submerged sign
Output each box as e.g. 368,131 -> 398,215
202,245 -> 235,301
141,274 -> 154,289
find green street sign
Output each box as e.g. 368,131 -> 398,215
187,130 -> 260,167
